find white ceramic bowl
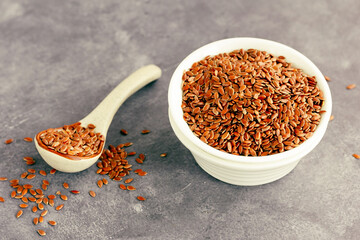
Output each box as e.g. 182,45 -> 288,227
168,37 -> 332,186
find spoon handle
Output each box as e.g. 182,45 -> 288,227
80,64 -> 162,136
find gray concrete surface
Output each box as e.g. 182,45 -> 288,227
0,0 -> 359,239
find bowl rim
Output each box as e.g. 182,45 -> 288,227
168,37 -> 332,164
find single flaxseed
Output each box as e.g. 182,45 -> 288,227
40,210 -> 48,217
16,210 -> 23,218
141,130 -> 151,134
49,199 -> 54,207
48,194 -> 56,200
102,178 -> 108,185
0,177 -> 8,181
23,137 -> 33,142
38,203 -> 44,210
5,138 -> 13,144
346,84 -> 356,90
20,172 -> 28,178
89,191 -> 96,197
43,197 -> 49,205
353,154 -> 360,159
48,220 -> 57,226
37,229 -> 46,236
137,196 -> 146,201
26,160 -> 35,165
0,197 -> 4,202
97,180 -> 103,188
33,217 -> 39,225
27,174 -> 36,180
28,169 -> 36,174
127,185 -> 136,191
19,203 -> 28,208
29,197 -> 36,202
23,156 -> 33,161
11,191 -> 16,198
55,191 -> 61,195
119,184 -> 126,190
120,129 -> 128,135
124,178 -> 133,184
21,197 -> 28,203
62,182 -> 69,189
50,168 -> 56,174
70,190 -> 80,194
60,195 -> 68,201
23,184 -> 33,189
9,179 -> 19,184
324,76 -> 331,81
160,153 -> 167,157
55,204 -> 64,211
39,170 -> 47,176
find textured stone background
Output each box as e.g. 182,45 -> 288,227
0,0 -> 359,239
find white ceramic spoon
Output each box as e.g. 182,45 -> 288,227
34,64 -> 161,173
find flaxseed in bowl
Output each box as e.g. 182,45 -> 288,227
168,38 -> 332,186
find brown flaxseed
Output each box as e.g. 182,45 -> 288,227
182,48 -> 325,156
27,174 -> 36,180
120,129 -> 128,135
16,210 -> 23,218
346,84 -> 356,90
55,204 -> 64,211
89,191 -> 96,197
37,122 -> 104,157
62,182 -> 69,189
137,196 -> 146,201
60,195 -> 68,201
48,220 -> 57,226
23,137 -> 33,142
5,138 -> 13,144
37,229 -> 46,236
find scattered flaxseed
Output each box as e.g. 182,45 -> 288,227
48,220 -> 57,226
55,204 -> 64,211
124,178 -> 133,184
89,191 -> 96,198
346,84 -> 356,90
5,138 -> 13,144
60,195 -> 68,201
40,210 -> 48,217
23,137 -> 33,142
26,174 -> 36,180
120,129 -> 128,135
137,196 -> 146,201
37,229 -> 46,236
16,210 -> 23,218
39,170 -> 47,176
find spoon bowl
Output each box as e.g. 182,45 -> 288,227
35,64 -> 162,173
